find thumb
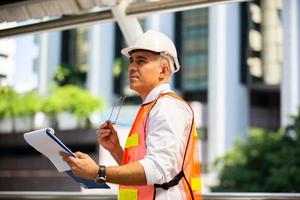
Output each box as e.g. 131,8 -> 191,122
107,121 -> 116,131
75,151 -> 88,159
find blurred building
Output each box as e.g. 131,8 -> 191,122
0,24 -> 15,86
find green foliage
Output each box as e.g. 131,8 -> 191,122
54,65 -> 86,87
0,86 -> 18,118
42,85 -> 102,119
54,66 -> 71,84
0,86 -> 40,118
0,85 -> 102,129
17,92 -> 41,117
113,57 -> 129,77
212,108 -> 300,192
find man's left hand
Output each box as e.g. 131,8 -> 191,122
60,151 -> 99,180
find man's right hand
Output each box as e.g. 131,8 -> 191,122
97,120 -> 123,164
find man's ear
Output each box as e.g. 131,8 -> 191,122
159,56 -> 171,80
159,64 -> 171,80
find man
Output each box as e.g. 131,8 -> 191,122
60,30 -> 202,200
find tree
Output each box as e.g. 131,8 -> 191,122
212,108 -> 300,192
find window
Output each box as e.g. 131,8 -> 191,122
32,58 -> 39,73
176,8 -> 209,92
245,0 -> 283,86
241,0 -> 282,130
59,29 -> 88,87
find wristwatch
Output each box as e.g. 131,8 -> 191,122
94,165 -> 106,184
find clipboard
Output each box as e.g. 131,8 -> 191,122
23,128 -> 110,189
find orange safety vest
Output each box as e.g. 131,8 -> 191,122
118,93 -> 202,200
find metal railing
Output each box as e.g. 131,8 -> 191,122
0,192 -> 300,200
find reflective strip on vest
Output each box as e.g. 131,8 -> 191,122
119,189 -> 138,200
125,133 -> 139,148
191,178 -> 201,191
193,129 -> 198,138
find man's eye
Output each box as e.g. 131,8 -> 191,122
136,59 -> 146,64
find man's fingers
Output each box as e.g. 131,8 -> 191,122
99,122 -> 108,129
59,151 -> 75,166
59,151 -> 71,161
99,120 -> 111,129
100,132 -> 111,139
97,121 -> 114,135
100,128 -> 112,133
107,121 -> 116,131
99,129 -> 111,135
75,151 -> 88,159
59,151 -> 69,157
62,157 -> 68,162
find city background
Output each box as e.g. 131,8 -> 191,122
0,0 -> 299,196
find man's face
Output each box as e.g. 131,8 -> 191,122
128,50 -> 161,97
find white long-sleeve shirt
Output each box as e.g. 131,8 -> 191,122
139,83 -> 193,200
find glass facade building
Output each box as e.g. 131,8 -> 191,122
180,8 -> 209,91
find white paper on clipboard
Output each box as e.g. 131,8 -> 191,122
23,128 -> 72,172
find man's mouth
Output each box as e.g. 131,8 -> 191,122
129,75 -> 139,79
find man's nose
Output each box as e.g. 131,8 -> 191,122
128,62 -> 137,72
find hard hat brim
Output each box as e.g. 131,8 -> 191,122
121,46 -> 156,57
121,47 -> 180,73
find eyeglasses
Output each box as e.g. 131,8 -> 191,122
108,96 -> 127,125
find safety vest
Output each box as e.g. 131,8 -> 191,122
118,93 -> 202,200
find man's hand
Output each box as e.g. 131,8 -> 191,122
97,120 -> 123,164
60,151 -> 98,180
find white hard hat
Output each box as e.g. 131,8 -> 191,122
121,29 -> 180,73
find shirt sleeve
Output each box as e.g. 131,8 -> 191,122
139,96 -> 193,185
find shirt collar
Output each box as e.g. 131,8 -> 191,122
143,83 -> 172,104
